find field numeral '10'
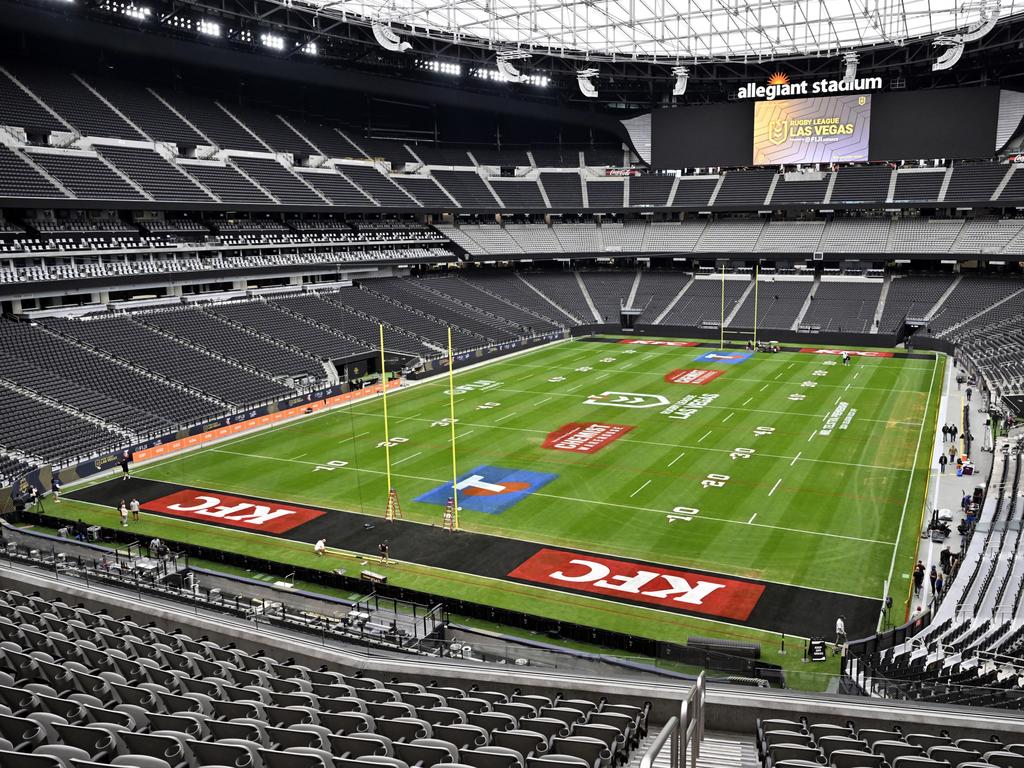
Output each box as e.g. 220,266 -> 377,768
314,460 -> 349,472
667,506 -> 699,523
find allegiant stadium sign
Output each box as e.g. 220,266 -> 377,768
738,74 -> 883,101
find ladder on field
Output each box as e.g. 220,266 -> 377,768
385,488 -> 403,521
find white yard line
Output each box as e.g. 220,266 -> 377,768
790,452 -> 802,467
668,452 -> 687,467
566,385 -> 583,392
339,431 -> 370,444
769,478 -> 782,496
629,480 -> 652,498
495,412 -> 518,422
759,384 -> 770,392
747,513 -> 758,524
206,447 -> 895,548
392,451 -> 423,466
807,431 -> 816,442
722,413 -> 735,423
454,430 -> 475,440
291,453 -> 307,460
535,397 -> 552,405
883,355 -> 939,601
698,431 -> 712,443
774,372 -> 784,380
742,397 -> 753,406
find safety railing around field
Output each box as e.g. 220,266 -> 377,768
640,672 -> 705,768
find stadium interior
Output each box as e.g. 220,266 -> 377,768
2,0 -> 1024,765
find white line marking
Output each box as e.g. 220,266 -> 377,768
629,480 -> 652,498
566,385 -> 582,392
769,478 -> 782,496
807,431 -> 816,442
722,413 -> 734,423
454,430 -> 475,440
495,412 -> 518,422
759,384 -> 770,392
884,355 -> 938,601
536,397 -> 552,405
790,452 -> 802,467
340,432 -> 369,443
595,373 -> 611,381
392,451 -> 423,466
844,383 -> 851,391
291,453 -> 307,460
774,372 -> 783,380
834,397 -> 841,405
698,431 -> 712,443
742,397 -> 753,406
853,371 -> 861,380
668,452 -> 686,467
747,513 -> 758,524
787,363 -> 795,369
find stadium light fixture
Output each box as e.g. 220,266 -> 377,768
473,68 -> 548,86
261,32 -> 285,50
100,1 -> 151,20
301,41 -> 318,55
198,19 -> 221,37
418,59 -> 462,76
372,18 -> 412,53
577,68 -> 599,98
671,66 -> 689,96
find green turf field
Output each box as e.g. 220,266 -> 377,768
55,336 -> 943,682
134,338 -> 939,596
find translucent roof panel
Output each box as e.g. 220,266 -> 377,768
297,0 -> 1018,61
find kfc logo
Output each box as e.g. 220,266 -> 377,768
800,348 -> 893,358
143,490 -> 324,533
664,369 -> 725,385
616,339 -> 699,347
508,549 -> 764,620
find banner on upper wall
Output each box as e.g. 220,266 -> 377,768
753,94 -> 871,165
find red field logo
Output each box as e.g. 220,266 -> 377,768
617,339 -> 699,347
142,489 -> 324,534
508,549 -> 765,621
543,423 -> 634,454
664,369 -> 725,385
799,348 -> 894,358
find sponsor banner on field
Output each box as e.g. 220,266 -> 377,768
616,339 -> 699,347
664,369 -> 725,385
543,423 -> 634,454
799,348 -> 894,358
142,489 -> 324,533
508,548 -> 765,621
694,351 -> 753,365
415,465 -> 557,515
131,381 -> 399,463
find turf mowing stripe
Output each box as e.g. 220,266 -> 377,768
629,480 -> 652,498
769,478 -> 782,496
205,447 -> 895,548
884,354 -> 938,600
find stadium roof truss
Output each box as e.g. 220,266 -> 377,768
291,0 -> 1018,62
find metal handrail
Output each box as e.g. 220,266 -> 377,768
640,672 -> 705,768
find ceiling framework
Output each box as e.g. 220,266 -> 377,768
291,0 -> 1018,63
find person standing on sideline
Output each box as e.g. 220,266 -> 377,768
51,476 -> 61,503
120,450 -> 131,480
938,453 -> 948,474
942,425 -> 949,442
835,616 -> 847,647
314,538 -> 327,557
966,387 -> 973,402
118,500 -> 128,527
929,565 -> 938,594
913,563 -> 925,596
951,424 -> 958,442
378,540 -> 390,566
948,443 -> 957,463
934,573 -> 944,601
129,498 -> 140,522
28,485 -> 40,512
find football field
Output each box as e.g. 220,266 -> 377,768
69,336 -> 943,646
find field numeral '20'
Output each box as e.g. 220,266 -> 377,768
314,460 -> 349,472
701,473 -> 730,489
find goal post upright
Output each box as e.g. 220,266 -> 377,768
379,324 -> 394,511
720,264 -> 725,350
753,262 -> 759,348
447,327 -> 460,530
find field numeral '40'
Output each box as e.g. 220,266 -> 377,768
667,506 -> 699,523
314,460 -> 349,472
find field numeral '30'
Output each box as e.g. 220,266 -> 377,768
314,460 -> 349,472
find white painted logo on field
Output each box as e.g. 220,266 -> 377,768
585,392 -> 670,409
